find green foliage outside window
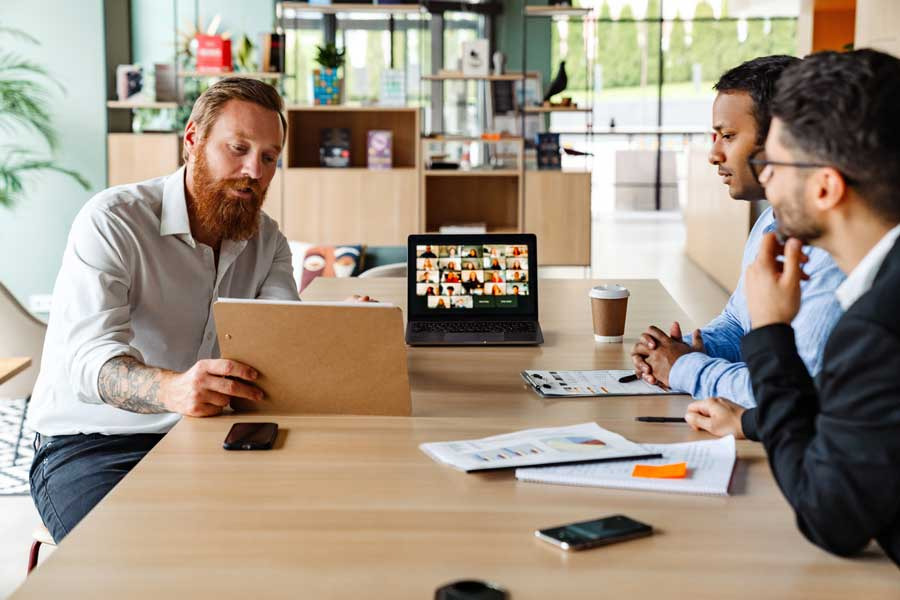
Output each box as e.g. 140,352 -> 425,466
551,0 -> 797,95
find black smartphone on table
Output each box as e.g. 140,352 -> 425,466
535,515 -> 653,551
223,422 -> 278,450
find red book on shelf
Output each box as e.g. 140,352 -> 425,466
195,34 -> 232,73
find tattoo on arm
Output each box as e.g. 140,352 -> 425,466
98,356 -> 169,414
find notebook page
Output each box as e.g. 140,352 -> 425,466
516,435 -> 736,496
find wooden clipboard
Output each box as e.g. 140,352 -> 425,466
213,299 -> 411,416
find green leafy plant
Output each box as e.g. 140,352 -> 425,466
315,43 -> 346,70
0,25 -> 88,208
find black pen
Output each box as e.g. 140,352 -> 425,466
635,416 -> 687,423
618,374 -> 639,383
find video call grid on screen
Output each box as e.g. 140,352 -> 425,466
415,244 -> 530,310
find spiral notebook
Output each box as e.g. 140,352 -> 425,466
516,435 -> 736,496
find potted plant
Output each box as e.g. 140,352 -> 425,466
313,43 -> 345,105
0,26 -> 88,207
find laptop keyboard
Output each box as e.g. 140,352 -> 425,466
412,321 -> 537,334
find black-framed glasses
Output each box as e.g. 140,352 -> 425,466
747,148 -> 849,185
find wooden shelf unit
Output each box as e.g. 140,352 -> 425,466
107,100 -> 178,110
525,6 -> 592,18
281,106 -> 421,245
523,170 -> 591,266
107,133 -> 181,187
423,135 -> 523,144
279,2 -> 425,14
421,136 -> 523,234
422,72 -> 530,81
522,106 -> 592,113
178,71 -> 283,79
423,173 -> 522,234
286,106 -> 418,169
424,169 -> 520,177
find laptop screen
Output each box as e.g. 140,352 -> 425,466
407,234 -> 537,319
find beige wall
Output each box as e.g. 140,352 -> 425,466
683,148 -> 754,293
855,0 -> 900,56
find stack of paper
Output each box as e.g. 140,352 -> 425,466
420,423 -> 661,473
516,435 -> 736,496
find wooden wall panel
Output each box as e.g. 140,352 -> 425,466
524,171 -> 590,266
107,133 -> 180,187
683,148 -> 753,293
282,168 -> 418,245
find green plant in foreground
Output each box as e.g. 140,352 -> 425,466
0,25 -> 89,208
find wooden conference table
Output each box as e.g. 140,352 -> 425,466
0,357 -> 31,386
13,279 -> 897,599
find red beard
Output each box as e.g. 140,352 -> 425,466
190,145 -> 268,242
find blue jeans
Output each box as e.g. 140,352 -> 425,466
29,433 -> 165,542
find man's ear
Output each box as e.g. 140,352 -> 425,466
183,121 -> 199,161
811,167 -> 847,212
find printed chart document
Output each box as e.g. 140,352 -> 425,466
420,423 -> 661,473
522,369 -> 681,397
516,435 -> 736,496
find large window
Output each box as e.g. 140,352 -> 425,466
549,0 -> 799,211
280,8 -> 431,106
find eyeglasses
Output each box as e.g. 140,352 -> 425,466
747,148 -> 850,185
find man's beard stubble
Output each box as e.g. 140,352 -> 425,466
773,177 -> 824,245
190,144 -> 268,242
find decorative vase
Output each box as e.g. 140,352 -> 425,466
313,67 -> 343,105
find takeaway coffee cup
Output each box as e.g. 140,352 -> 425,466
589,284 -> 630,343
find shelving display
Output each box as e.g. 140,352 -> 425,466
102,1 -> 593,265
519,2 -> 594,266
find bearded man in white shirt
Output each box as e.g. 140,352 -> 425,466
28,78 -> 309,542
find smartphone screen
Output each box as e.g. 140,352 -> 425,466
223,422 -> 278,450
535,515 -> 652,551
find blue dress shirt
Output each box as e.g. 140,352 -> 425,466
668,207 -> 845,408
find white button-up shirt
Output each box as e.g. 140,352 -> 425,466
28,167 -> 299,436
835,223 -> 900,310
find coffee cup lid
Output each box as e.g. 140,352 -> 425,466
589,284 -> 630,300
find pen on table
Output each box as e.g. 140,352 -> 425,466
635,416 -> 687,423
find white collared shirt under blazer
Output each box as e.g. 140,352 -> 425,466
28,167 -> 299,436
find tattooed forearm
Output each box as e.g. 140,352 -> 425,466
98,356 -> 169,414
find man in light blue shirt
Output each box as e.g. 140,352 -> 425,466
631,56 -> 845,408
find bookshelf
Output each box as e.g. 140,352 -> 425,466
520,2 -> 594,266
281,106 -> 421,246
279,2 -> 425,14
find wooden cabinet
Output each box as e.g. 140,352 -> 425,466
280,106 -> 420,244
524,171 -> 591,266
107,133 -> 180,187
282,168 -> 419,245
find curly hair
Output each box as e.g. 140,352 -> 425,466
714,55 -> 801,146
772,49 -> 900,222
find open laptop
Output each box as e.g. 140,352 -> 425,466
405,233 -> 544,346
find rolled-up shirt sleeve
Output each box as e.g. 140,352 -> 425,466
59,208 -> 143,405
257,231 -> 300,301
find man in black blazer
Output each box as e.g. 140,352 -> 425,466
684,49 -> 900,565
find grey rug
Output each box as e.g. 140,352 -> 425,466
0,398 -> 34,496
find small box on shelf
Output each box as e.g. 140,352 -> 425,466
536,133 -> 561,170
367,130 -> 393,169
195,34 -> 232,73
320,128 -> 351,168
